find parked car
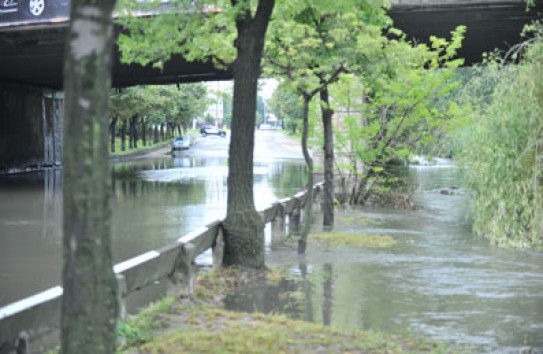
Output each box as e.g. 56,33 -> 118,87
200,125 -> 226,137
0,0 -> 69,19
172,135 -> 190,151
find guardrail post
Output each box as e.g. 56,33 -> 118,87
313,184 -> 322,213
289,207 -> 301,236
168,242 -> 196,298
271,203 -> 286,244
116,274 -> 127,320
12,331 -> 29,354
212,226 -> 224,268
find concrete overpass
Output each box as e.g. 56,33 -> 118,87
0,0 -> 541,172
389,0 -> 542,65
0,0 -> 540,88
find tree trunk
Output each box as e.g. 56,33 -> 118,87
129,115 -> 137,149
61,1 -> 118,353
141,118 -> 147,147
320,87 -> 335,231
298,94 -> 314,255
154,126 -> 159,144
121,119 -> 126,151
222,0 -> 275,268
109,115 -> 117,153
130,116 -> 138,149
160,123 -> 165,141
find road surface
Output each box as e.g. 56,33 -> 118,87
168,130 -> 304,160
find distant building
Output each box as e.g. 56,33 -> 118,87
202,81 -> 232,127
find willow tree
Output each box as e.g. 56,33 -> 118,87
118,0 -> 275,267
453,24 -> 543,248
62,0 -> 118,353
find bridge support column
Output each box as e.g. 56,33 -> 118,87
0,83 -> 63,173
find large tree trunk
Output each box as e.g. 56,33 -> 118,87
61,1 -> 118,353
298,94 -> 314,255
110,115 -> 117,153
320,87 -> 335,231
222,0 -> 275,268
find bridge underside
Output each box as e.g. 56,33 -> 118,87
389,1 -> 543,66
0,1 -> 541,89
0,23 -> 231,90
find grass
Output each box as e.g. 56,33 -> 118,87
110,129 -> 204,156
110,137 -> 171,156
131,306 -> 451,354
309,232 -> 397,248
118,268 -> 463,354
117,297 -> 176,350
336,215 -> 378,226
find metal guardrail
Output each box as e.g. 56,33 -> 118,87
0,181 -> 324,354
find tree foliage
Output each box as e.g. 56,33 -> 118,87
332,26 -> 465,204
268,81 -> 303,131
264,0 -> 391,240
116,0 -> 237,68
453,24 -> 543,248
111,84 -> 207,128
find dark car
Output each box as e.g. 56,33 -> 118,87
0,0 -> 69,20
200,125 -> 226,137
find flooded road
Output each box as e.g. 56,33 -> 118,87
0,132 -> 306,307
1,135 -> 542,353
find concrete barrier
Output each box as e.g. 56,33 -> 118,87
0,181 -> 324,354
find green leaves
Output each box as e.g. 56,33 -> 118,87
264,0 -> 390,98
116,0 -> 236,70
110,83 -> 208,127
330,26 -> 465,203
454,26 -> 543,248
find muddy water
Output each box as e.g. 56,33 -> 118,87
228,163 -> 543,354
0,156 -> 306,307
2,157 -> 542,353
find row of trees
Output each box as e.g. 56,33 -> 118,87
109,84 -> 208,153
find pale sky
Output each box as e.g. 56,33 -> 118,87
259,78 -> 278,101
205,78 -> 278,102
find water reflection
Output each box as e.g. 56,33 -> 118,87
0,157 -> 307,306
0,170 -> 62,306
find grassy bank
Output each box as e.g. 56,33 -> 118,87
110,137 -> 171,157
118,268 -> 463,354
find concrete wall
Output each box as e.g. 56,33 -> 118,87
0,83 -> 63,173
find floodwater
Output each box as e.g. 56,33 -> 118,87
1,156 -> 542,353
0,156 -> 306,307
226,161 -> 543,354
